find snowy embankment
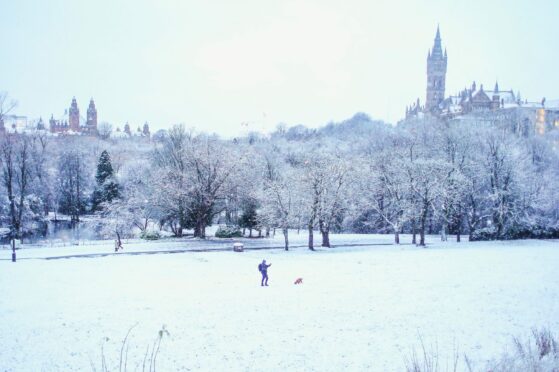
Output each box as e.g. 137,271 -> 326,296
0,238 -> 558,371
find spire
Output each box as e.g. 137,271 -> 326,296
494,81 -> 499,93
431,26 -> 443,57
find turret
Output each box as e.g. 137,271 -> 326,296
143,122 -> 150,137
491,81 -> 500,110
69,97 -> 80,131
37,117 -> 45,130
49,115 -> 56,132
86,98 -> 98,132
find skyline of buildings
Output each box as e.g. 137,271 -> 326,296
404,27 -> 559,136
0,97 -> 151,138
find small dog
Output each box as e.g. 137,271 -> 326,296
294,278 -> 303,285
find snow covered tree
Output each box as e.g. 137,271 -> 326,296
96,199 -> 135,249
258,153 -> 295,250
152,125 -> 244,238
361,136 -> 411,244
0,134 -> 32,246
92,150 -> 119,210
56,149 -> 90,223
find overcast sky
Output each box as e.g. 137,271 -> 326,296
1,0 -> 558,137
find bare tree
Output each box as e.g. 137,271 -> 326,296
0,92 -> 17,123
259,154 -> 294,250
152,125 -> 244,238
56,149 -> 91,223
0,134 -> 31,261
97,122 -> 113,140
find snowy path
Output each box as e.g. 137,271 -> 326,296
0,239 -> 557,371
0,233 -> 403,260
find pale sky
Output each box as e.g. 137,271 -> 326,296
1,0 -> 558,137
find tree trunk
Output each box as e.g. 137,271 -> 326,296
11,237 -> 16,262
441,221 -> 447,242
412,219 -> 417,245
116,231 -> 122,250
456,213 -> 462,242
321,229 -> 330,247
319,219 -> 330,247
249,228 -> 252,238
282,227 -> 289,251
308,223 -> 314,250
395,230 -> 400,244
194,217 -> 207,238
419,209 -> 428,247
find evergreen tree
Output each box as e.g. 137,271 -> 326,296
96,150 -> 114,185
239,200 -> 259,237
92,150 -> 119,210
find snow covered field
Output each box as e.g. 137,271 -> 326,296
0,237 -> 558,371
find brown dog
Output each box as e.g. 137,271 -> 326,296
294,278 -> 303,285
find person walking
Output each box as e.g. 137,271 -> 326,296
258,259 -> 271,286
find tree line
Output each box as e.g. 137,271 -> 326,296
0,110 -> 558,250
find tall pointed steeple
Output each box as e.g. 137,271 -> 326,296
494,81 -> 499,93
426,26 -> 448,111
432,25 -> 443,57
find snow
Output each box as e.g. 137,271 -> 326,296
0,237 -> 558,371
3,232 -> 398,260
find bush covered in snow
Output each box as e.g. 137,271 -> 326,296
140,230 -> 161,240
214,225 -> 242,238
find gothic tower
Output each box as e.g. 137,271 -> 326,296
426,26 -> 447,112
86,98 -> 98,131
69,97 -> 80,131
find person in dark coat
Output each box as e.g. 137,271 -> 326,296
258,259 -> 272,286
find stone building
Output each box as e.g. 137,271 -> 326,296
50,97 -> 98,135
404,27 -> 559,135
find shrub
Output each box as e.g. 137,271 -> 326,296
214,226 -> 242,238
471,225 -> 559,241
404,328 -> 559,372
140,230 -> 161,240
470,226 -> 497,241
487,328 -> 559,371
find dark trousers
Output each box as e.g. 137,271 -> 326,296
261,273 -> 268,286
